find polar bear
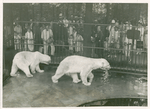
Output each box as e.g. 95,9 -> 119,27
52,55 -> 111,86
10,51 -> 51,77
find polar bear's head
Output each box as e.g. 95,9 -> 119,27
99,58 -> 111,70
36,52 -> 51,65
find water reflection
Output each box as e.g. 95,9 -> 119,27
94,71 -> 147,96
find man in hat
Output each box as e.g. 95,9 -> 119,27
63,16 -> 69,28
59,13 -> 63,23
108,19 -> 116,48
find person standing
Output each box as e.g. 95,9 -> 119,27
114,22 -> 120,49
48,24 -> 55,56
68,24 -> 74,54
119,22 -> 126,50
24,27 -> 34,51
106,20 -> 116,58
41,24 -> 53,55
40,24 -> 45,33
74,29 -> 84,55
29,19 -> 33,31
95,25 -> 104,58
137,22 -> 144,42
33,22 -> 42,51
14,22 -> 22,51
143,26 -> 147,50
91,24 -> 97,57
136,22 -> 144,51
22,23 -> 28,36
124,21 -> 132,60
4,22 -> 12,48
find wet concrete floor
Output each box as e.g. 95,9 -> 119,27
3,67 -> 147,107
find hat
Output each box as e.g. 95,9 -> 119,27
59,13 -> 63,17
138,21 -> 142,24
111,20 -> 115,23
42,17 -> 46,22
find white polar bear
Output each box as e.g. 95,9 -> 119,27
52,55 -> 111,86
10,51 -> 51,77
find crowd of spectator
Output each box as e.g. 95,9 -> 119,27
12,13 -> 84,56
91,19 -> 147,60
4,14 -> 147,59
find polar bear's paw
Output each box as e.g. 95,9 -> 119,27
73,79 -> 81,83
26,74 -> 33,77
39,70 -> 44,73
52,76 -> 58,83
10,73 -> 19,77
83,82 -> 91,86
31,70 -> 36,74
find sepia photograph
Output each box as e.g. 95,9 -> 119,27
2,1 -> 148,107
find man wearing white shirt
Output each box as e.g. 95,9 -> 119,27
41,24 -> 54,55
108,20 -> 115,47
24,27 -> 34,51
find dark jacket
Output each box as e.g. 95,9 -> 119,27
95,30 -> 104,47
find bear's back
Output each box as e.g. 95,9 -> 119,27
13,51 -> 35,64
61,55 -> 93,64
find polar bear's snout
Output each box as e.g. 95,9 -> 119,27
106,65 -> 111,70
100,59 -> 111,70
42,60 -> 51,65
40,55 -> 51,65
42,58 -> 51,65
